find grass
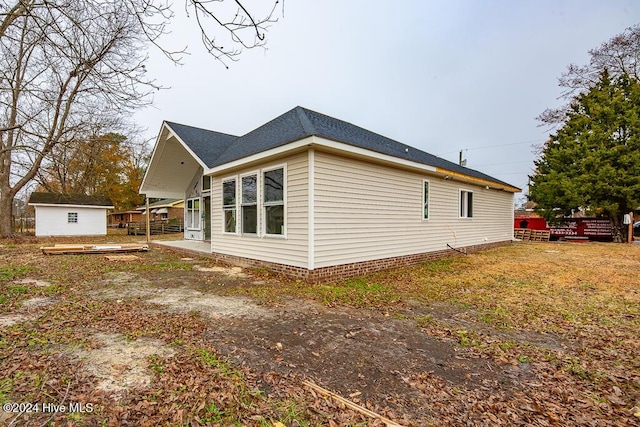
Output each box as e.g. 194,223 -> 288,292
421,257 -> 456,273
228,242 -> 640,390
0,266 -> 31,282
2,237 -> 639,425
0,377 -> 14,404
228,242 -> 639,343
293,243 -> 640,334
198,348 -> 240,377
302,276 -> 400,308
0,281 -> 32,310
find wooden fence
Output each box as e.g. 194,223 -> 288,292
514,228 -> 550,242
127,219 -> 184,235
11,216 -> 35,235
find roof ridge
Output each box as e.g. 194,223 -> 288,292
295,106 -> 317,135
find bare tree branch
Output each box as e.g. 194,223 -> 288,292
0,0 -> 283,236
538,24 -> 640,128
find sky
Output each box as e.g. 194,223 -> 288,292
133,0 -> 640,202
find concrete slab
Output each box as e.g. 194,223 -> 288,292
150,239 -> 211,256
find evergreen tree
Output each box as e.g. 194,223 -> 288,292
529,71 -> 640,242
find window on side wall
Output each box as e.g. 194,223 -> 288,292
460,190 -> 473,218
241,174 -> 257,234
422,180 -> 430,220
222,179 -> 237,233
202,175 -> 211,191
68,212 -> 78,223
264,167 -> 284,235
186,198 -> 201,229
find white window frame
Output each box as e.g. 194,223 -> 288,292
202,175 -> 211,192
459,189 -> 473,219
186,197 -> 201,230
262,164 -> 287,238
422,180 -> 430,221
240,171 -> 259,236
68,212 -> 78,223
222,176 -> 238,234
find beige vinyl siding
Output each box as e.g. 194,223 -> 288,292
211,153 -> 308,268
313,151 -> 514,268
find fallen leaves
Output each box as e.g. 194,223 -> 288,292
1,239 -> 639,426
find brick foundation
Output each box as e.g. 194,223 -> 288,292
156,240 -> 512,282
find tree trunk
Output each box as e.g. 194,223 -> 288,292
0,189 -> 14,237
610,216 -> 624,243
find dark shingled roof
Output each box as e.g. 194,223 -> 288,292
165,121 -> 237,167
168,106 -> 518,189
28,192 -> 113,207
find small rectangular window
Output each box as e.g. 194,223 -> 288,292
460,190 -> 473,218
241,174 -> 258,234
264,168 -> 284,235
223,179 -> 236,233
423,180 -> 430,220
202,175 -> 211,191
68,212 -> 78,223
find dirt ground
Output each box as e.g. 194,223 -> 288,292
1,237 -> 638,426
90,266 -> 485,423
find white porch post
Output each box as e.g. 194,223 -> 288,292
145,197 -> 150,243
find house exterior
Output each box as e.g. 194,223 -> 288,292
136,199 -> 184,223
108,210 -> 142,228
141,107 -> 520,280
28,192 -> 114,237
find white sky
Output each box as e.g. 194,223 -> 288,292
134,1 -> 640,200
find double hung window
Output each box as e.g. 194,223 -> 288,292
264,168 -> 284,235
224,167 -> 286,236
222,179 -> 236,233
241,175 -> 258,234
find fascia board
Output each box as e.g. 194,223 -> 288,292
312,136 -> 438,173
205,136 -> 315,175
140,121 -> 207,195
434,167 -> 521,193
203,134 -> 518,192
205,135 -> 438,175
165,124 -> 208,169
140,122 -> 169,194
29,203 -> 114,209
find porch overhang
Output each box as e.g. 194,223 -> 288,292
140,124 -> 203,198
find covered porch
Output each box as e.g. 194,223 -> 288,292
140,124 -> 212,242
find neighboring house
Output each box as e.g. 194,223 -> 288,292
136,199 -> 184,222
108,210 -> 142,228
141,106 -> 521,280
28,192 -> 114,237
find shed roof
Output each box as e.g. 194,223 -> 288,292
28,192 -> 113,207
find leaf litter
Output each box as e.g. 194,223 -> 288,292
0,236 -> 639,425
